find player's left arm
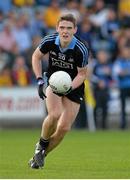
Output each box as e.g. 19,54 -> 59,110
71,41 -> 89,90
71,66 -> 88,90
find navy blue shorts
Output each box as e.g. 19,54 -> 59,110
66,84 -> 84,104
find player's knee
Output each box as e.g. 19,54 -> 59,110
57,124 -> 71,135
48,112 -> 61,122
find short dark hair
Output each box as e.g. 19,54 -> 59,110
57,13 -> 77,27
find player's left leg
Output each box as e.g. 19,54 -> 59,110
45,97 -> 80,155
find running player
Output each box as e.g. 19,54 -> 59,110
29,13 -> 89,169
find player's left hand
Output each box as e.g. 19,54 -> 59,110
53,87 -> 72,97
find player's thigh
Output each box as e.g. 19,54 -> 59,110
60,97 -> 80,128
45,86 -> 63,116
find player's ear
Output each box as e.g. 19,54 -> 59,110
56,24 -> 59,32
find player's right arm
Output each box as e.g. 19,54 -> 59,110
32,33 -> 57,99
32,47 -> 47,100
32,34 -> 55,78
32,47 -> 44,79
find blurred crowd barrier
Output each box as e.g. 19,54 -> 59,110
0,87 -> 47,127
0,86 -> 130,129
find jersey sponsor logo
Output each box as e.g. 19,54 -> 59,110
52,58 -> 73,69
68,57 -> 74,62
50,51 -> 57,56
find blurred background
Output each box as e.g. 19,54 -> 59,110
0,0 -> 130,131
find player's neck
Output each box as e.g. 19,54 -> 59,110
60,41 -> 70,49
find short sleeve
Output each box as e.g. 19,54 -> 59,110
38,37 -> 51,54
76,42 -> 89,68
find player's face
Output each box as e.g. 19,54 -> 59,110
56,20 -> 77,45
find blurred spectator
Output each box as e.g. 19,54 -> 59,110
78,2 -> 88,19
0,21 -> 17,52
7,43 -> 20,68
89,0 -> 109,27
13,0 -> 34,7
101,7 -> 120,39
117,28 -> 130,53
0,0 -> 12,15
113,46 -> 130,129
30,9 -> 47,38
0,66 -> 13,87
100,7 -> 120,61
118,0 -> 130,28
82,0 -> 95,8
43,0 -> 61,32
0,10 -> 4,31
12,16 -> 32,53
91,50 -> 112,129
76,18 -> 93,47
6,10 -> 18,28
0,48 -> 10,71
12,55 -> 31,86
35,0 -> 51,6
62,0 -> 81,24
118,0 -> 130,18
124,28 -> 130,47
104,0 -> 118,10
88,2 -> 119,57
16,1 -> 35,20
90,33 -> 114,57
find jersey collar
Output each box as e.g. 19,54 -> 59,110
55,35 -> 77,52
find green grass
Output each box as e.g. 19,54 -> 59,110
0,129 -> 130,179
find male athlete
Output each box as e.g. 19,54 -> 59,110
29,13 -> 89,169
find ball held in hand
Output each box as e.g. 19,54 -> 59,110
49,71 -> 72,94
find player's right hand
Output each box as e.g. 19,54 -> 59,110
37,77 -> 47,100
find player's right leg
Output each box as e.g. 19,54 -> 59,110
29,86 -> 63,169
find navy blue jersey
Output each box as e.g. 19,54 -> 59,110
38,33 -> 89,80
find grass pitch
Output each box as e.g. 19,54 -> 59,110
0,129 -> 130,179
